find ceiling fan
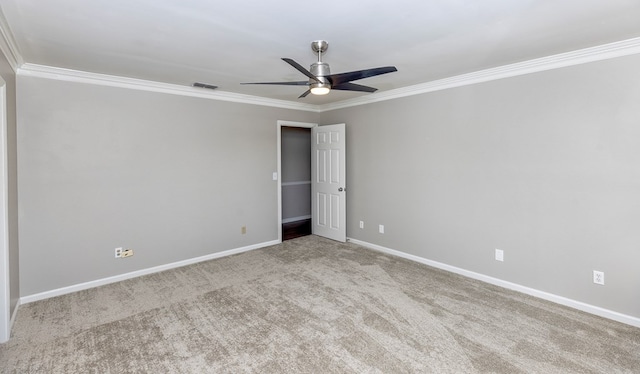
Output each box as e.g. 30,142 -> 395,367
242,40 -> 397,98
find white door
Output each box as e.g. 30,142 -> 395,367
312,123 -> 346,242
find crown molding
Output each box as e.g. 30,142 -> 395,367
17,64 -> 321,112
0,9 -> 23,72
14,36 -> 640,113
318,36 -> 640,112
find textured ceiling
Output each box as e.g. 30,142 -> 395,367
1,0 -> 640,105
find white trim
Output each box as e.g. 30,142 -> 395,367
11,37 -> 640,113
18,64 -> 321,113
20,239 -> 279,304
347,238 -> 640,329
282,215 -> 312,224
0,81 -> 8,343
0,9 -> 23,72
281,181 -> 311,187
319,37 -> 640,112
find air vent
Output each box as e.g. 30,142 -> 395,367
192,82 -> 218,90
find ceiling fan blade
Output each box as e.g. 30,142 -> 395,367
298,90 -> 312,98
241,81 -> 309,86
331,82 -> 378,93
327,66 -> 397,85
282,58 -> 320,83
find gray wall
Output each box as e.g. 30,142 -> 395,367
17,76 -> 318,296
321,54 -> 640,318
0,49 -> 18,319
15,52 -> 640,320
281,127 -> 311,221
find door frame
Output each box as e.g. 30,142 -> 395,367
0,79 -> 9,343
276,120 -> 317,242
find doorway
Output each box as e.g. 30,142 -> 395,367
277,120 -> 347,243
280,125 -> 312,240
277,121 -> 316,241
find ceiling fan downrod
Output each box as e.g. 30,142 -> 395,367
311,40 -> 329,62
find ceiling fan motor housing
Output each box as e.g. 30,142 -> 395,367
310,61 -> 330,76
309,62 -> 331,92
310,62 -> 330,83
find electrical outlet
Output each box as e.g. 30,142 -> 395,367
121,249 -> 134,258
241,226 -> 247,234
115,247 -> 123,258
359,221 -> 364,229
379,224 -> 384,234
495,249 -> 504,262
593,270 -> 604,285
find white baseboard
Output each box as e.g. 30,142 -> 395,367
282,215 -> 312,224
347,238 -> 640,328
20,240 -> 280,304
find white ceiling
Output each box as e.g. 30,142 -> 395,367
1,0 -> 640,105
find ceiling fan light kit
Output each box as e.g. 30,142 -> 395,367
310,84 -> 330,95
242,40 -> 397,98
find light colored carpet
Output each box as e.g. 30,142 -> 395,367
1,235 -> 639,373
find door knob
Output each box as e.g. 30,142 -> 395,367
338,187 -> 344,192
